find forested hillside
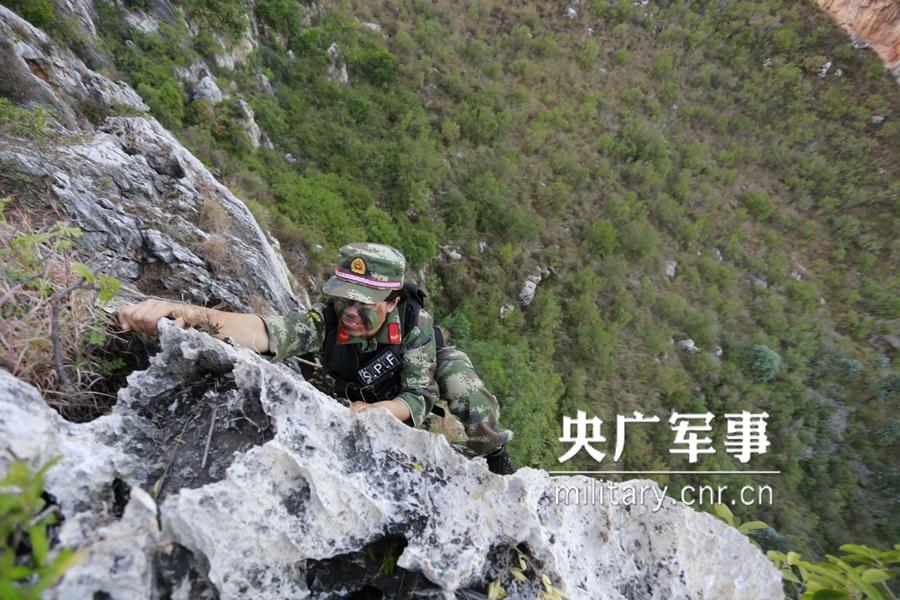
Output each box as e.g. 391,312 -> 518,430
4,0 -> 898,560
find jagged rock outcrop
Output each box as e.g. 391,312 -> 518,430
193,75 -> 224,104
518,266 -> 551,306
0,6 -> 146,129
815,0 -> 900,82
233,99 -> 262,149
326,42 -> 350,85
0,322 -> 783,599
0,5 -> 302,312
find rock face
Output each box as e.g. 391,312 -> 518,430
0,322 -> 783,599
815,0 -> 900,82
0,6 -> 301,312
0,5 -> 147,129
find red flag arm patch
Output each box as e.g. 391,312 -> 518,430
388,322 -> 402,344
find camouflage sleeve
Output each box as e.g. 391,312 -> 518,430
263,308 -> 326,361
396,308 -> 439,428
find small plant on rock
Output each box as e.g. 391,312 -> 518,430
0,457 -> 83,597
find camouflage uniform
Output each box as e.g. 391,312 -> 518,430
435,346 -> 512,455
264,243 -> 512,456
265,305 -> 439,428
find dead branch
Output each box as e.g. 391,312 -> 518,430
201,405 -> 217,470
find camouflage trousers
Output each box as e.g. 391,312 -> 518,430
435,345 -> 513,456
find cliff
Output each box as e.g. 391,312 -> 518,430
0,2 -> 788,597
815,0 -> 900,81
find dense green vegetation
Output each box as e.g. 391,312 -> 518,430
17,0 -> 899,562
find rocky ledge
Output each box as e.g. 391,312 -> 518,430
0,321 -> 781,599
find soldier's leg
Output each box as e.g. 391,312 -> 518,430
435,346 -> 512,456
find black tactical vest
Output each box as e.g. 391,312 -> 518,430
322,283 -> 438,403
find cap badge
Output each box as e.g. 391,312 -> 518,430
350,257 -> 367,275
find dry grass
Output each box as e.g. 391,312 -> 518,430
198,197 -> 233,234
196,234 -> 245,276
0,205 -> 124,419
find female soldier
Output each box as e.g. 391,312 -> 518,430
119,243 -> 515,474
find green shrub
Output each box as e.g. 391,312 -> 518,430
576,40 -> 600,68
0,99 -> 53,138
741,190 -> 775,221
618,219 -> 659,260
772,28 -> 801,53
613,120 -> 671,174
183,0 -> 247,39
0,203 -> 122,416
5,0 -> 55,29
866,62 -> 887,79
589,0 -> 639,24
395,222 -> 438,270
509,24 -> 531,51
749,344 -> 782,383
256,0 -> 301,39
785,281 -> 818,311
874,421 -> 899,446
834,357 -> 862,381
872,354 -> 890,372
860,279 -> 900,318
348,46 -> 399,85
136,81 -> 185,129
650,53 -> 675,80
193,30 -> 223,60
768,544 -> 899,599
0,459 -> 82,597
272,172 -> 367,251
585,218 -> 618,256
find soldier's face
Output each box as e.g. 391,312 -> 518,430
334,296 -> 401,337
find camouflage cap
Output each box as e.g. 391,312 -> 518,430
322,243 -> 406,304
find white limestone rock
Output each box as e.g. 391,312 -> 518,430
123,11 -> 160,34
440,245 -> 463,260
327,42 -> 350,85
193,75 -> 224,104
519,266 -> 551,305
0,115 -> 299,312
675,338 -> 700,353
46,488 -> 162,600
0,6 -> 147,128
234,99 -> 262,149
665,260 -> 678,278
0,324 -> 782,599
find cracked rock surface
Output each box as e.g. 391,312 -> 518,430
0,5 -> 302,312
0,322 -> 782,599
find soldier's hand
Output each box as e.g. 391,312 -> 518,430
350,401 -> 373,414
118,299 -> 184,337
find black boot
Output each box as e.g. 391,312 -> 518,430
486,447 -> 516,475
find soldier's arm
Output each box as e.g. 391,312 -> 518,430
261,309 -> 326,360
119,299 -> 270,353
393,308 -> 439,427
